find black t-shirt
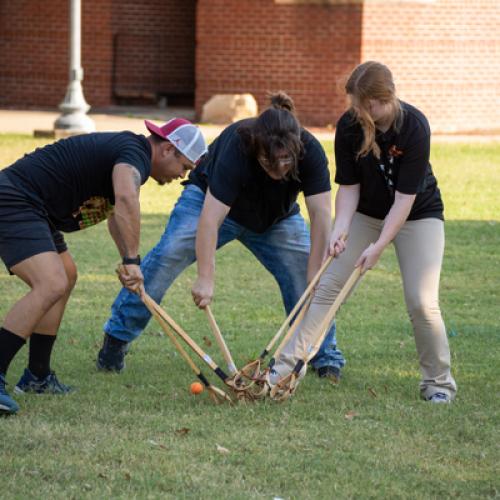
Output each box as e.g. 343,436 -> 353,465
3,132 -> 151,232
334,101 -> 443,220
188,119 -> 331,233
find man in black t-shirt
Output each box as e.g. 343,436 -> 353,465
0,118 -> 207,415
99,93 -> 346,380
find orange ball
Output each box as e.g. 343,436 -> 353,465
190,382 -> 204,395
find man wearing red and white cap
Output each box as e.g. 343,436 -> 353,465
0,118 -> 206,415
144,118 -> 207,168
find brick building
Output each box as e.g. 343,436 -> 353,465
1,0 -> 499,132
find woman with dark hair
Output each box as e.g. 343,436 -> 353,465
98,92 -> 345,378
272,62 -> 457,403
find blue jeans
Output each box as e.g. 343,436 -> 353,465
104,184 -> 345,370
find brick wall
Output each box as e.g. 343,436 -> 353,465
84,0 -> 114,106
196,0 -> 500,132
1,1 -> 499,132
195,0 -> 362,127
0,0 -> 70,108
361,0 -> 500,133
0,0 -> 113,108
0,0 -> 195,109
112,0 -> 196,104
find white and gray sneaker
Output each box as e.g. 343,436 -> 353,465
426,392 -> 451,404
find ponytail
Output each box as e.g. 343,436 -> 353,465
269,91 -> 296,114
238,91 -> 303,180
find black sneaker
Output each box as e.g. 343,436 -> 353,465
316,365 -> 341,382
96,333 -> 130,373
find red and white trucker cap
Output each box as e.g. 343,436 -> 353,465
144,118 -> 208,164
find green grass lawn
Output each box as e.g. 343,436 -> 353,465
0,135 -> 499,499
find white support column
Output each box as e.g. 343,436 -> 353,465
54,0 -> 95,134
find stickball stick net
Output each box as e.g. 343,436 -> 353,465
270,266 -> 363,402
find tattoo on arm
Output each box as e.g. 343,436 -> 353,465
124,164 -> 142,192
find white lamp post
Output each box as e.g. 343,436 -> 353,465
54,0 -> 95,134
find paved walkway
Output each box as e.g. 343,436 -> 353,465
0,107 -> 227,141
0,107 -> 498,143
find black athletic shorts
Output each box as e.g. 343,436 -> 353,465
0,171 -> 67,271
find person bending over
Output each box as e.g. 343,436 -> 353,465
98,92 -> 345,379
0,118 -> 206,415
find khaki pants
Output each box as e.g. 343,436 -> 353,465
275,212 -> 457,399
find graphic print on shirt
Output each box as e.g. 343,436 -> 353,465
388,144 -> 404,161
379,144 -> 405,196
72,196 -> 114,229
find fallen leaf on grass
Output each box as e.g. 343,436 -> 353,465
98,472 -> 108,479
203,336 -> 212,347
216,444 -> 230,454
344,410 -> 358,420
368,387 -> 378,398
175,427 -> 190,436
124,472 -> 131,481
399,341 -> 405,348
148,439 -> 168,450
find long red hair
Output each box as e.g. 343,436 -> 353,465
345,61 -> 402,159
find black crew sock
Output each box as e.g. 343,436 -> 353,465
28,333 -> 57,379
0,327 -> 26,375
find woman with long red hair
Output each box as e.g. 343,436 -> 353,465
273,61 -> 456,403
